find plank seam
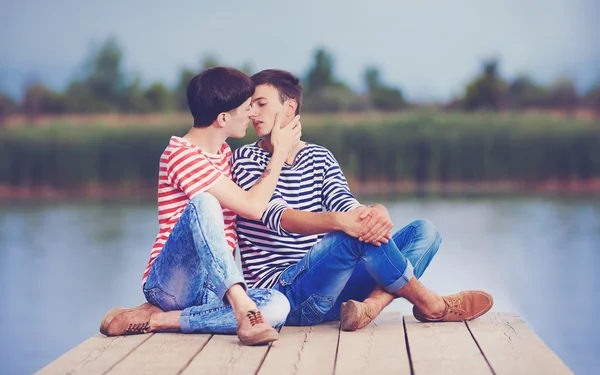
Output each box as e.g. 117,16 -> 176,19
332,322 -> 341,375
402,316 -> 415,375
101,333 -> 155,375
254,339 -> 275,375
255,326 -> 282,375
465,321 -> 497,375
176,334 -> 214,375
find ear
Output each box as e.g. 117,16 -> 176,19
215,112 -> 229,128
287,99 -> 298,116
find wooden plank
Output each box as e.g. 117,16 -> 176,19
36,333 -> 152,375
258,322 -> 339,375
335,311 -> 411,375
106,332 -> 211,375
404,315 -> 492,375
467,313 -> 574,375
182,334 -> 271,375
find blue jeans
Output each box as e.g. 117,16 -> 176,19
274,219 -> 441,326
143,193 -> 290,334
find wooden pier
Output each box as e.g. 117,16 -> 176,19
36,312 -> 573,375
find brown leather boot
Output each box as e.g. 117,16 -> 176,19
340,300 -> 376,331
413,290 -> 493,322
236,310 -> 279,346
99,302 -> 163,336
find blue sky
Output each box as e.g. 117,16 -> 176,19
1,0 -> 598,101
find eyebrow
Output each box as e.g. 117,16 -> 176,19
252,97 -> 267,103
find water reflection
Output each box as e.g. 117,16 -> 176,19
0,196 -> 598,374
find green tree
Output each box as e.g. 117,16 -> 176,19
547,77 -> 579,114
306,48 -> 336,93
363,66 -> 406,111
145,82 -> 173,112
240,61 -> 253,76
201,55 -> 220,70
0,91 -> 15,126
464,59 -> 508,111
79,37 -> 127,111
175,68 -> 196,111
584,83 -> 600,116
508,75 -> 549,109
64,81 -> 99,113
22,83 -> 66,117
121,77 -> 151,113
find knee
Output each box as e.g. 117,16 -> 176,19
189,193 -> 221,214
248,289 -> 291,328
412,219 -> 442,245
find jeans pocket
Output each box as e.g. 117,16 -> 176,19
278,255 -> 309,287
144,287 -> 180,311
287,294 -> 334,326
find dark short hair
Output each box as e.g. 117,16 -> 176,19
251,69 -> 302,115
187,67 -> 255,127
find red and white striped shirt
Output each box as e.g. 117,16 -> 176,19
142,136 -> 237,284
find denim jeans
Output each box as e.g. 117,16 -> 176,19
143,193 -> 290,334
274,219 -> 441,326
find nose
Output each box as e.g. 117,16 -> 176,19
249,107 -> 259,118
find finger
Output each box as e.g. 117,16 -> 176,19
363,220 -> 386,243
373,225 -> 391,244
290,115 -> 301,129
358,216 -> 375,239
358,207 -> 373,220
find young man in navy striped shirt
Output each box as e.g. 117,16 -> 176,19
231,70 -> 494,330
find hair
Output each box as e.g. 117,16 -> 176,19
186,67 -> 255,127
251,69 -> 303,115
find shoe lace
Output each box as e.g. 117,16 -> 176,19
246,310 -> 265,326
125,322 -> 150,334
446,293 -> 465,316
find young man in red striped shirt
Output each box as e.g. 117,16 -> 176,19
99,67 -> 301,346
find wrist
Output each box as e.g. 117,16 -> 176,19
271,149 -> 287,162
331,212 -> 344,231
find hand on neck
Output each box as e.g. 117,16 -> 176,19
260,135 -> 305,165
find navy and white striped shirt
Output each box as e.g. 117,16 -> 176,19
231,141 -> 362,289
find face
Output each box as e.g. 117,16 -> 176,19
223,97 -> 257,138
250,84 -> 286,137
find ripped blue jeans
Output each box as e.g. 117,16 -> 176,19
143,193 -> 290,333
273,219 -> 441,326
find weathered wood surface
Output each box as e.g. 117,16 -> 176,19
36,312 -> 573,375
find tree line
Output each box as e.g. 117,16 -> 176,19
0,37 -> 599,123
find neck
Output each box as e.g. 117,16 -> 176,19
261,135 -> 305,164
182,126 -> 226,154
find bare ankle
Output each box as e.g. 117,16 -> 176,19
418,296 -> 446,318
150,311 -> 181,331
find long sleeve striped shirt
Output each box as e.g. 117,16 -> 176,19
231,141 -> 362,288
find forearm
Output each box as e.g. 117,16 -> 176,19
280,209 -> 341,235
246,150 -> 287,213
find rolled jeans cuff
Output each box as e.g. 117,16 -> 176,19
180,308 -> 193,333
216,274 -> 247,304
383,262 -> 414,294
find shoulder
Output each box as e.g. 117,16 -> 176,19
302,143 -> 336,162
232,141 -> 267,164
166,139 -> 203,164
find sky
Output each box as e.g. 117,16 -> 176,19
1,0 -> 598,101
